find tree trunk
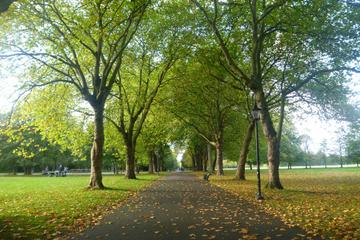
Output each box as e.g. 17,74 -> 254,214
197,153 -> 203,171
113,162 -> 117,175
191,154 -> 196,171
266,137 -> 283,189
148,151 -> 154,174
216,136 -> 224,176
235,120 -> 255,180
24,166 -> 32,175
158,154 -> 162,172
202,152 -> 207,172
153,153 -> 158,172
212,151 -> 217,173
276,93 -> 286,154
324,158 -> 327,168
256,90 -> 283,189
207,144 -> 213,173
88,105 -> 105,189
125,142 -> 136,179
196,147 -> 205,171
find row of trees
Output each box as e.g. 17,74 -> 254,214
180,123 -> 360,170
0,112 -> 178,174
0,0 -> 359,189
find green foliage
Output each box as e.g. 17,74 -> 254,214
0,119 -> 74,173
18,85 -> 92,160
345,121 -> 360,165
0,0 -> 358,184
158,144 -> 178,171
280,122 -> 303,166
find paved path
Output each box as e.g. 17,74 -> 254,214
79,173 -> 310,240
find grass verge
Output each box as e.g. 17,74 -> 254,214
0,174 -> 162,239
205,168 -> 360,239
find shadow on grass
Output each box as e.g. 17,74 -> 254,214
0,215 -> 49,239
84,186 -> 133,192
284,189 -> 337,195
102,187 -> 136,192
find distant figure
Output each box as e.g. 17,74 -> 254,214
43,166 -> 49,175
57,164 -> 63,177
64,167 -> 68,176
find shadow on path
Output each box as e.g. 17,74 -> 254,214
77,172 -> 312,240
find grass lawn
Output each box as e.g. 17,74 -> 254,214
0,174 -> 161,239
207,168 -> 360,239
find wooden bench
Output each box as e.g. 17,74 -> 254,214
47,171 -> 65,177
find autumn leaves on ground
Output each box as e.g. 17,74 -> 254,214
0,174 -> 161,239
0,168 -> 359,239
209,168 -> 360,239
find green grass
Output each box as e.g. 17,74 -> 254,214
0,174 -> 161,239
206,168 -> 360,239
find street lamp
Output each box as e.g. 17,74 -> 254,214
251,103 -> 264,201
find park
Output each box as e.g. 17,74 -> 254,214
0,0 -> 359,239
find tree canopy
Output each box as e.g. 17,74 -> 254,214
0,0 -> 359,191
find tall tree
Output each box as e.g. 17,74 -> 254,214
1,0 -> 149,188
191,0 -> 359,188
346,122 -> 360,167
139,104 -> 182,174
320,139 -> 328,168
167,57 -> 242,176
105,3 -> 184,179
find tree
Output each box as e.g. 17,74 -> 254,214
105,3 -> 183,179
320,139 -> 328,168
280,123 -> 303,170
0,119 -> 19,174
336,127 -> 347,168
139,103 -> 182,174
166,56 -> 242,176
190,0 -> 359,189
185,134 -> 208,171
235,98 -> 255,180
0,118 -> 68,175
345,122 -> 360,167
301,134 -> 312,169
1,0 -> 149,188
17,86 -> 93,161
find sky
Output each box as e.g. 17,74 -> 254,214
293,115 -> 346,154
293,73 -> 360,154
0,76 -> 18,113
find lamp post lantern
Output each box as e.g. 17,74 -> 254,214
251,103 -> 264,201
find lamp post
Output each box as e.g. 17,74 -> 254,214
251,103 -> 264,201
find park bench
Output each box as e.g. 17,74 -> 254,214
47,170 -> 66,177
